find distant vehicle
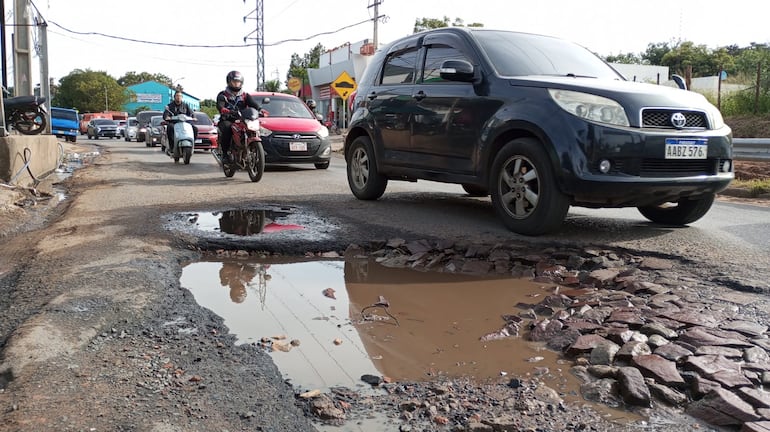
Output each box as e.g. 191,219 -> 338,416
145,115 -> 164,147
116,119 -> 127,138
135,110 -> 163,142
79,112 -> 111,135
344,27 -> 733,235
50,107 -> 79,142
124,117 -> 138,142
192,111 -> 217,151
86,118 -> 119,139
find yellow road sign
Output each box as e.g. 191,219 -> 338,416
332,71 -> 357,101
288,77 -> 302,93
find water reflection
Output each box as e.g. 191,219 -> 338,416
218,261 -> 271,305
191,209 -> 304,236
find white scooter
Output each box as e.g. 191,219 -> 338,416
163,114 -> 196,164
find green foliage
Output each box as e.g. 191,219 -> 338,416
198,99 -> 218,118
118,72 -> 173,87
605,52 -> 642,64
131,105 -> 152,115
53,69 -> 129,113
413,16 -> 484,33
287,43 -> 324,84
264,79 -> 281,92
720,90 -> 770,116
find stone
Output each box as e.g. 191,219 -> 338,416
587,365 -> 618,379
721,321 -> 768,337
687,388 -> 760,426
546,328 -> 582,352
586,268 -> 621,286
746,346 -> 770,363
590,341 -> 621,366
710,370 -> 753,388
567,334 -> 609,356
695,346 -> 743,358
742,421 -> 770,432
632,354 -> 686,387
648,382 -> 688,406
607,308 -> 645,328
685,355 -> 742,376
616,341 -> 652,362
529,319 -> 564,342
690,374 -> 723,399
580,378 -> 622,407
679,327 -> 753,348
563,319 -> 603,334
667,311 -> 719,328
641,322 -> 678,339
738,387 -> 770,409
647,334 -> 670,349
640,257 -> 674,270
654,343 -> 693,362
617,367 -> 651,407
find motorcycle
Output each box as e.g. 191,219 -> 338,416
212,106 -> 265,182
2,86 -> 48,135
162,114 -> 196,164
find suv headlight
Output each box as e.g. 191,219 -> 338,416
548,89 -> 629,127
707,105 -> 725,129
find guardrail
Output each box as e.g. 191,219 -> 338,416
733,138 -> 770,161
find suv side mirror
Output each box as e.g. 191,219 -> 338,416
440,59 -> 475,82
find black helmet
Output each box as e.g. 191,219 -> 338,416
306,99 -> 316,109
226,70 -> 244,92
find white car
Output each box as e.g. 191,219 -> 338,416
124,117 -> 138,142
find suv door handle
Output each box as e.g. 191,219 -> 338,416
412,91 -> 426,101
367,92 -> 377,100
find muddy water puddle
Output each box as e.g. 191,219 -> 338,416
181,258 -> 637,429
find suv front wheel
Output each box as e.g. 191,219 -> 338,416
347,136 -> 387,200
490,138 -> 570,236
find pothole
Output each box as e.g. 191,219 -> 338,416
180,256 -> 639,430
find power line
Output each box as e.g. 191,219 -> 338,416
48,18 -> 373,49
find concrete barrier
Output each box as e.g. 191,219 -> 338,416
0,134 -> 62,187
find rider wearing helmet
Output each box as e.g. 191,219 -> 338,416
216,71 -> 262,163
305,99 -> 316,112
163,90 -> 197,155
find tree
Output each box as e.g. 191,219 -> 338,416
605,52 -> 642,64
286,43 -> 324,89
53,69 -> 129,113
264,79 -> 281,92
641,42 -> 673,66
413,16 -> 484,33
118,72 -> 173,87
660,41 -> 715,77
199,99 -> 218,119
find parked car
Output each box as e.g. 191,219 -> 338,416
86,118 -> 119,139
124,117 -> 138,142
135,110 -> 163,142
51,107 -> 79,142
250,92 -> 332,169
344,27 -> 733,236
145,115 -> 164,147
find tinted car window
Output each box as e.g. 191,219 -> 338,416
422,45 -> 469,83
381,48 -> 419,85
194,112 -> 213,125
93,119 -> 116,126
473,30 -> 622,79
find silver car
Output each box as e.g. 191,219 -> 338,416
124,117 -> 138,142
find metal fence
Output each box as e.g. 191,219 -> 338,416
733,138 -> 770,161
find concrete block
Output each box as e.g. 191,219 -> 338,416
0,135 -> 61,187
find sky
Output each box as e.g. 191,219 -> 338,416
6,0 -> 770,101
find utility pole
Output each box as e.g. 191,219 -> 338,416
368,0 -> 384,49
243,0 -> 265,91
13,0 -> 33,96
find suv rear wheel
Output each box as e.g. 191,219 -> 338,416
490,138 -> 569,236
347,136 -> 387,200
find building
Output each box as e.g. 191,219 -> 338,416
123,81 -> 200,113
306,40 -> 376,128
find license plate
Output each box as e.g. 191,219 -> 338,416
195,139 -> 202,144
664,138 -> 707,159
289,141 -> 307,151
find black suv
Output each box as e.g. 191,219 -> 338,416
344,28 -> 733,235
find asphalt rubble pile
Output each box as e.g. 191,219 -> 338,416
294,238 -> 770,432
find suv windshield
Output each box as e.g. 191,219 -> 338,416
472,30 -> 623,79
194,112 -> 213,125
266,98 -> 314,119
51,108 -> 78,121
93,119 -> 116,125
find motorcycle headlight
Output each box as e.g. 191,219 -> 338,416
548,89 -> 629,127
258,125 -> 273,137
245,118 -> 260,132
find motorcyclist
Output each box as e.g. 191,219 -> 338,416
216,71 -> 262,163
305,99 -> 316,113
163,90 -> 198,154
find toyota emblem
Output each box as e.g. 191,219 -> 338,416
292,133 -> 302,140
670,112 -> 686,129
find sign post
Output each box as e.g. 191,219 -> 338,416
331,71 -> 357,129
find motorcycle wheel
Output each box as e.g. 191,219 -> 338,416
183,147 -> 192,165
12,110 -> 47,135
247,142 -> 265,183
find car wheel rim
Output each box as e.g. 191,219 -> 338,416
351,147 -> 370,189
499,155 -> 539,219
